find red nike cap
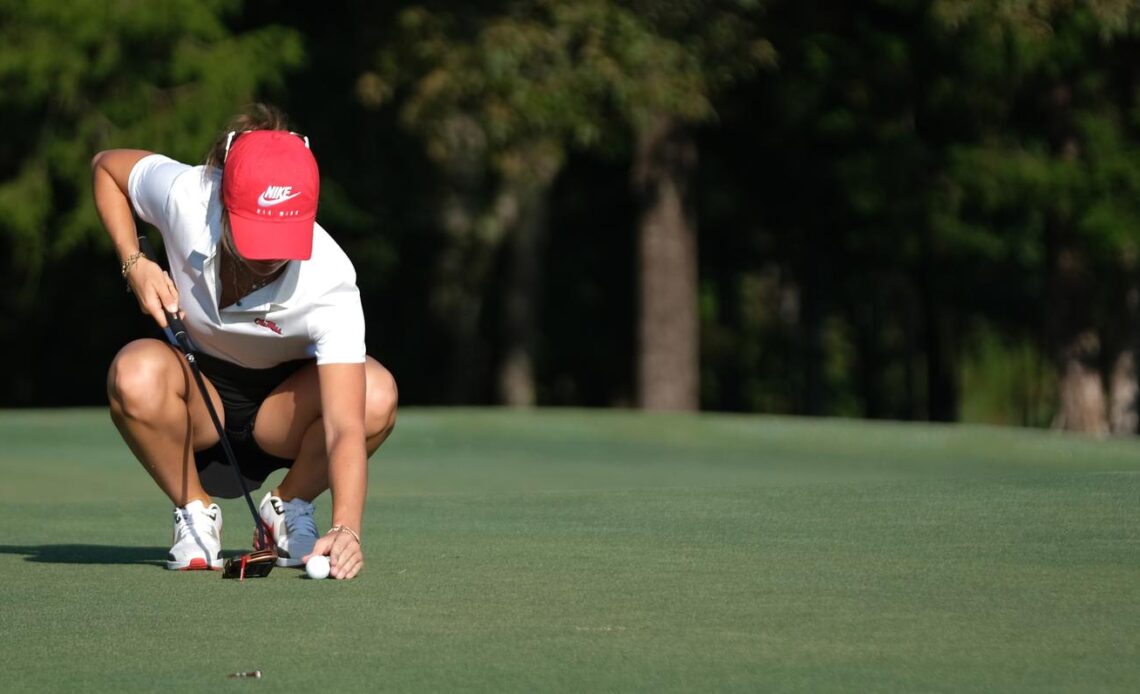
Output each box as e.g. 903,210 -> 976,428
223,130 -> 319,260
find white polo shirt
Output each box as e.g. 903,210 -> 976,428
127,154 -> 366,369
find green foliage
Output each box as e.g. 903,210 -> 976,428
934,0 -> 1140,37
371,0 -> 773,173
931,3 -> 1140,347
5,0 -> 1140,420
1075,112 -> 1140,263
693,0 -> 1140,420
361,0 -> 773,405
959,324 -> 1056,427
0,0 -> 303,297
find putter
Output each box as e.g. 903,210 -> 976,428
137,235 -> 277,579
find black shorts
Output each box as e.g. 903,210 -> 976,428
192,352 -> 312,499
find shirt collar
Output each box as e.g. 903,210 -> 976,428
221,260 -> 300,313
197,199 -> 300,314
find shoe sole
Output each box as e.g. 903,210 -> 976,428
275,556 -> 304,568
166,557 -> 223,571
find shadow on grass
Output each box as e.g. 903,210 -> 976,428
0,544 -> 166,566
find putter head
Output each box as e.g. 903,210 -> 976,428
222,548 -> 277,580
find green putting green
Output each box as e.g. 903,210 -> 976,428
1,408 -> 1138,692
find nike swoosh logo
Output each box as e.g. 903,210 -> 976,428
257,191 -> 302,207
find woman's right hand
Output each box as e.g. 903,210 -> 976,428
126,257 -> 182,328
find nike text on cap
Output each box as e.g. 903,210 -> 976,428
223,130 -> 319,260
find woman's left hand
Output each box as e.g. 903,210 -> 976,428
303,528 -> 363,580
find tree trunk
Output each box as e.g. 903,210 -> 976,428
492,142 -> 562,407
430,115 -> 494,403
497,179 -> 549,407
633,114 -> 699,411
1045,238 -> 1108,433
1044,91 -> 1107,433
1109,281 -> 1140,434
1053,331 -> 1108,434
1109,350 -> 1137,434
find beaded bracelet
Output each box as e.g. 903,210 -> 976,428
328,524 -> 361,544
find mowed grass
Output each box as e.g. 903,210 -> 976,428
1,408 -> 1138,693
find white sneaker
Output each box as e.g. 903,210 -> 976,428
166,500 -> 223,571
258,492 -> 319,567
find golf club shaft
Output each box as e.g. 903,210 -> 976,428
137,235 -> 272,547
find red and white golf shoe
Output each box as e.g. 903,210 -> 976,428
166,500 -> 223,571
258,492 -> 318,568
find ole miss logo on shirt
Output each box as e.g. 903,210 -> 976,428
255,318 -> 283,335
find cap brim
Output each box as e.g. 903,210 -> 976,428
229,212 -> 314,260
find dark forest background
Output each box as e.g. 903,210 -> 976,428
4,0 -> 1140,433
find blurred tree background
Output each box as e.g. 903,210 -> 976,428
3,0 -> 1140,433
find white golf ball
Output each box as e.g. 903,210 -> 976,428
305,555 -> 330,580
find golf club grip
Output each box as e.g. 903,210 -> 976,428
165,313 -> 194,353
134,236 -> 191,347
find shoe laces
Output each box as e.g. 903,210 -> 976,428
282,498 -> 318,539
175,505 -> 219,543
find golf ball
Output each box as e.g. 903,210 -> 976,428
305,555 -> 330,580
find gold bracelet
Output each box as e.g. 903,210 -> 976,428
328,524 -> 361,544
120,251 -> 146,278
